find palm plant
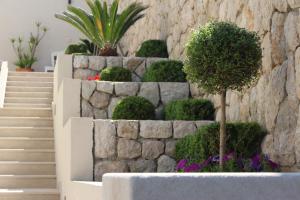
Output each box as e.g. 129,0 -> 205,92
55,0 -> 147,56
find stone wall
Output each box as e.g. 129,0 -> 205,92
93,119 -> 214,181
73,55 -> 167,81
109,0 -> 300,170
81,81 -> 191,120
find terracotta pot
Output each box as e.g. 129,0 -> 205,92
16,67 -> 34,72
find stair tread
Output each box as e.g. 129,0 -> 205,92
0,138 -> 54,141
0,188 -> 59,194
0,117 -> 52,119
0,161 -> 55,164
0,175 -> 56,178
0,149 -> 55,152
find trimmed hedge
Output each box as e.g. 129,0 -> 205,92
100,67 -> 132,82
175,122 -> 267,163
136,40 -> 169,58
65,44 -> 88,54
143,60 -> 186,82
112,96 -> 156,120
164,99 -> 215,120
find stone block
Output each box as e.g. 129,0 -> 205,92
142,140 -> 165,159
118,138 -> 141,159
88,56 -> 106,71
128,159 -> 156,172
106,56 -> 123,67
115,82 -> 140,96
90,91 -> 110,109
94,161 -> 128,181
138,83 -> 160,106
173,121 -> 197,139
160,82 -> 190,104
96,81 -> 114,94
140,121 -> 172,139
194,121 -> 215,129
93,108 -> 107,119
165,140 -> 177,157
94,120 -> 117,158
123,57 -> 146,72
117,120 -> 139,139
157,155 -> 176,172
74,55 -> 88,68
108,97 -> 123,118
81,99 -> 93,118
74,69 -> 98,80
82,80 -> 96,100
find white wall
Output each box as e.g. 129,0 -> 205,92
0,0 -> 88,71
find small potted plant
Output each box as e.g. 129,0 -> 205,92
11,22 -> 47,72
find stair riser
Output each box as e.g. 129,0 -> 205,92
5,98 -> 52,104
6,82 -> 53,87
0,164 -> 55,175
8,72 -> 54,77
0,140 -> 54,149
0,119 -> 53,127
0,151 -> 55,162
6,93 -> 53,99
4,103 -> 51,108
8,77 -> 54,82
0,194 -> 59,200
0,110 -> 52,117
0,129 -> 53,138
6,87 -> 53,93
0,178 -> 56,188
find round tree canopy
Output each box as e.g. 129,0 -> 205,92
184,21 -> 262,94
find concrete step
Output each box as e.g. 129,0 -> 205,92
0,108 -> 52,117
8,72 -> 54,77
0,175 -> 56,189
6,92 -> 53,99
0,138 -> 54,149
6,86 -> 53,93
6,81 -> 53,87
4,103 -> 51,108
0,161 -> 55,175
5,97 -> 52,104
0,149 -> 55,162
0,117 -> 53,127
0,188 -> 59,200
7,76 -> 53,83
0,127 -> 53,138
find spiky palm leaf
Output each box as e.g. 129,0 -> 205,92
55,0 -> 147,56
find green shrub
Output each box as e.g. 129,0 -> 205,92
65,44 -> 88,54
112,96 -> 156,120
136,40 -> 169,58
100,67 -> 132,82
143,60 -> 186,82
164,99 -> 215,120
175,122 -> 267,163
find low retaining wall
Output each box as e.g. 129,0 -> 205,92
93,119 -> 214,181
81,81 -> 191,119
102,173 -> 300,200
73,55 -> 168,81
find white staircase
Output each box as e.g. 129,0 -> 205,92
0,72 -> 59,200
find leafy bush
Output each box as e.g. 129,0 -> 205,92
175,122 -> 267,163
136,40 -> 169,58
164,99 -> 215,120
65,44 -> 88,55
100,67 -> 132,82
143,60 -> 186,82
112,96 -> 156,120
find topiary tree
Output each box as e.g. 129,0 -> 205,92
184,21 -> 262,169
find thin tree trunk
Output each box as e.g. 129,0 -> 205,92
219,90 -> 227,170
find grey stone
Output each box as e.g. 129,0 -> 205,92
118,138 -> 141,159
155,105 -> 164,120
138,83 -> 160,106
94,161 -> 128,181
271,12 -> 286,66
284,11 -> 299,52
108,97 -> 123,118
128,159 -> 156,172
90,91 -> 110,109
160,82 -> 190,105
146,58 -> 168,68
135,63 -> 147,77
82,80 -> 96,100
81,99 -> 93,117
88,56 -> 106,71
115,82 -> 140,96
173,121 -> 197,139
132,73 -> 142,82
94,120 -> 117,159
142,140 -> 165,159
74,69 -> 97,80
74,55 -> 88,69
123,57 -> 146,72
106,56 -> 123,67
117,120 -> 139,139
140,121 -> 172,139
165,140 -> 177,157
194,121 -> 215,129
157,155 -> 176,172
96,81 -> 114,94
93,108 -> 107,119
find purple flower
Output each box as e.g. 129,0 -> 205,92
176,159 -> 188,171
212,155 -> 220,163
251,154 -> 262,172
184,163 -> 201,172
268,160 -> 279,170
